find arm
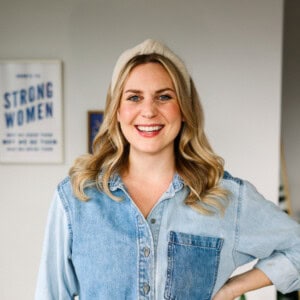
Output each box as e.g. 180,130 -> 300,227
236,182 -> 300,293
213,268 -> 272,300
228,180 -> 300,295
35,189 -> 79,300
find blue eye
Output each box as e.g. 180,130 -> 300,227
159,94 -> 172,101
127,95 -> 140,102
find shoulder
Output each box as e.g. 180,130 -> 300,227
222,171 -> 243,186
56,175 -> 111,209
220,171 -> 245,199
56,176 -> 99,200
221,171 -> 265,209
52,176 -> 75,217
221,171 -> 259,195
56,177 -> 73,203
57,176 -> 72,192
221,171 -> 279,215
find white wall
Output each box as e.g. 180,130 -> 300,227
0,1 -> 283,299
282,0 -> 300,221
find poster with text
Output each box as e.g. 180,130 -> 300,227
0,60 -> 63,163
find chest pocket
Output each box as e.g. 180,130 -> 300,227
164,231 -> 223,300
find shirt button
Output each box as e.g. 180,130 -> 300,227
150,218 -> 156,224
143,283 -> 150,295
144,247 -> 150,257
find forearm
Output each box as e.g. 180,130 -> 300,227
213,268 -> 272,300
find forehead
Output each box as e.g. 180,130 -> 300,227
124,62 -> 174,88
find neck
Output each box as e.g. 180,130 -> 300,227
123,149 -> 176,183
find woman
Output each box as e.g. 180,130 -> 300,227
36,39 -> 300,300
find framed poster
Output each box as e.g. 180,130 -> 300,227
0,60 -> 63,163
88,110 -> 103,153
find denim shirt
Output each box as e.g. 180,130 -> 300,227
35,172 -> 300,300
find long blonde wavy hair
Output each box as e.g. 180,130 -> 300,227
69,53 -> 228,214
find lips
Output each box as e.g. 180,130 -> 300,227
135,125 -> 164,132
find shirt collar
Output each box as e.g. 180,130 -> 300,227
107,172 -> 184,195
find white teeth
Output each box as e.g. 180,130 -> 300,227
137,125 -> 163,132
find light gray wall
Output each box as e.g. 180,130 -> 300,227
282,0 -> 300,221
0,1 -> 283,299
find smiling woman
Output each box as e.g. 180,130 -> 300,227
35,39 -> 300,300
117,63 -> 182,159
72,49 -> 228,215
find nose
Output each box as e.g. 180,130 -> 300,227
141,98 -> 157,119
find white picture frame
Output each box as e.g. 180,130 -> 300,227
0,60 -> 63,163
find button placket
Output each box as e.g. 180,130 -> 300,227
147,201 -> 165,248
136,214 -> 154,299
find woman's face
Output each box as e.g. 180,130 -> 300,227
117,62 -> 183,157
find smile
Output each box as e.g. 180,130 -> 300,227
135,125 -> 164,132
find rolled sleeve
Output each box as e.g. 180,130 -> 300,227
255,252 -> 300,294
235,180 -> 300,293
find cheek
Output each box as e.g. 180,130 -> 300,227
163,104 -> 182,122
117,105 -> 134,123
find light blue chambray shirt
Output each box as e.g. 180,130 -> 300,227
35,172 -> 300,300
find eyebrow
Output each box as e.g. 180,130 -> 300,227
124,89 -> 142,94
156,88 -> 175,94
124,88 -> 175,94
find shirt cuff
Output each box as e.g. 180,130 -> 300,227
255,252 -> 300,294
